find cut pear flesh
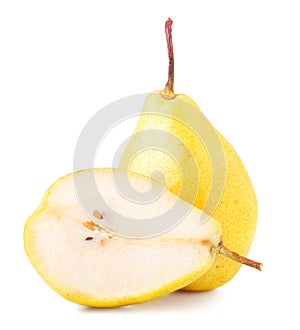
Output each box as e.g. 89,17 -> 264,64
24,168 -> 221,307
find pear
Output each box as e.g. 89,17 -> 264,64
119,18 -> 259,290
24,168 -> 261,307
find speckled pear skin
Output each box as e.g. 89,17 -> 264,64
120,92 -> 258,291
185,128 -> 258,290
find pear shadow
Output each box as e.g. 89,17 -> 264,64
77,289 -> 223,313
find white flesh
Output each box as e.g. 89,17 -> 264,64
25,169 -> 221,305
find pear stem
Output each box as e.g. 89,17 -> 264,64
161,18 -> 175,99
213,241 -> 263,271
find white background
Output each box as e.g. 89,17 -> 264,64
1,0 -> 299,328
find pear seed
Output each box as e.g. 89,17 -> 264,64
93,210 -> 103,220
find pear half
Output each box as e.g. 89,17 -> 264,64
24,168 -> 222,307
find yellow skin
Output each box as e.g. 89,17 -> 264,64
120,91 -> 258,291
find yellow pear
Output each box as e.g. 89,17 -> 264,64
119,18 -> 259,290
24,168 -> 261,307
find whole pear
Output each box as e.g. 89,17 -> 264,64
119,18 -> 258,290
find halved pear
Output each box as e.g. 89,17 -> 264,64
24,168 -> 222,307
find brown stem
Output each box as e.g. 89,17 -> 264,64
213,241 -> 263,271
161,18 -> 175,99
